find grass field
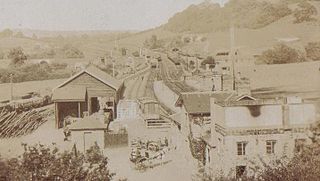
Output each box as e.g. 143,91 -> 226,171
0,78 -> 66,101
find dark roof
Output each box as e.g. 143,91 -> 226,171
175,92 -> 233,114
56,64 -> 123,91
69,117 -> 107,131
52,86 -> 86,102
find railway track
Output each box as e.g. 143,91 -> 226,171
159,54 -> 196,94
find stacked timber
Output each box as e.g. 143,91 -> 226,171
0,108 -> 52,138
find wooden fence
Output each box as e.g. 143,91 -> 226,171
105,132 -> 128,148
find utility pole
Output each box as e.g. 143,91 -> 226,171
10,73 -> 13,101
229,21 -> 236,92
112,59 -> 115,77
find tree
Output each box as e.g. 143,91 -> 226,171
293,2 -> 318,23
143,35 -> 164,49
0,29 -> 13,38
0,143 -> 115,180
8,47 -> 27,66
201,56 -> 216,70
259,44 -> 304,64
62,44 -> 84,58
305,41 -> 320,61
121,48 -> 127,56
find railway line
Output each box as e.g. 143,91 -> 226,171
159,53 -> 196,95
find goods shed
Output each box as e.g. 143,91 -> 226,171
52,64 -> 124,128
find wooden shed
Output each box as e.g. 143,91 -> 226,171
52,65 -> 124,128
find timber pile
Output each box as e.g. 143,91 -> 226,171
0,108 -> 52,138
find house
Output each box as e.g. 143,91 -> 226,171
69,116 -> 108,151
204,96 -> 316,178
52,64 -> 124,128
174,92 -> 232,135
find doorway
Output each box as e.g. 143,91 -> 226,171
91,97 -> 99,113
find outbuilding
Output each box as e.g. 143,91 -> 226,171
52,64 -> 124,128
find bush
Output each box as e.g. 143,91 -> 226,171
258,44 -> 305,64
0,62 -> 70,83
132,51 -> 140,57
0,143 -> 115,180
62,44 -> 84,58
8,47 -> 27,66
305,41 -> 320,61
143,35 -> 164,49
293,2 -> 318,23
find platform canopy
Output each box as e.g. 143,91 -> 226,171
52,86 -> 86,102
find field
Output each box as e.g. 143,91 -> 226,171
0,78 -> 65,101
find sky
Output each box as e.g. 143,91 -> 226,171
0,0 -> 226,31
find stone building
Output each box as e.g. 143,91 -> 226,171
204,96 -> 316,178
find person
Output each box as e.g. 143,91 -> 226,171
164,137 -> 168,147
63,124 -> 70,141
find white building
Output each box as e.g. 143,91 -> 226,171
204,95 -> 316,179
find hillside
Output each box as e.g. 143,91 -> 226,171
163,0 -> 320,33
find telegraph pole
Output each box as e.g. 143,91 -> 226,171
10,73 -> 13,101
112,59 -> 115,77
230,21 -> 236,92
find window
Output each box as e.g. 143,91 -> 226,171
237,142 -> 247,155
266,140 -> 276,154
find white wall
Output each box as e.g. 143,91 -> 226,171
207,132 -> 310,178
71,130 -> 105,152
289,104 -> 316,126
224,105 -> 283,128
153,80 -> 180,113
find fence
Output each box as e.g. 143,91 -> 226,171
105,131 -> 128,148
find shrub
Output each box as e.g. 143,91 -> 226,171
0,143 -> 115,181
258,44 -> 305,64
8,47 -> 27,66
62,44 -> 84,58
305,41 -> 320,61
143,35 -> 164,49
293,2 -> 318,23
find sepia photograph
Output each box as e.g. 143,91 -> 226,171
0,0 -> 319,180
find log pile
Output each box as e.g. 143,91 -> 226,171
0,108 -> 52,138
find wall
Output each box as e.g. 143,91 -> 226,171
117,100 -> 139,120
153,80 -> 180,113
63,72 -> 115,91
224,105 -> 283,128
71,130 -> 105,152
206,132 -> 310,178
289,104 -> 316,126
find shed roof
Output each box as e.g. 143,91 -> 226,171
69,117 -> 107,131
56,64 -> 123,91
52,86 -> 86,102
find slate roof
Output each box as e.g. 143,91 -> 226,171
175,92 -> 233,114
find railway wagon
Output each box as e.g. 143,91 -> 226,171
167,52 -> 181,66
